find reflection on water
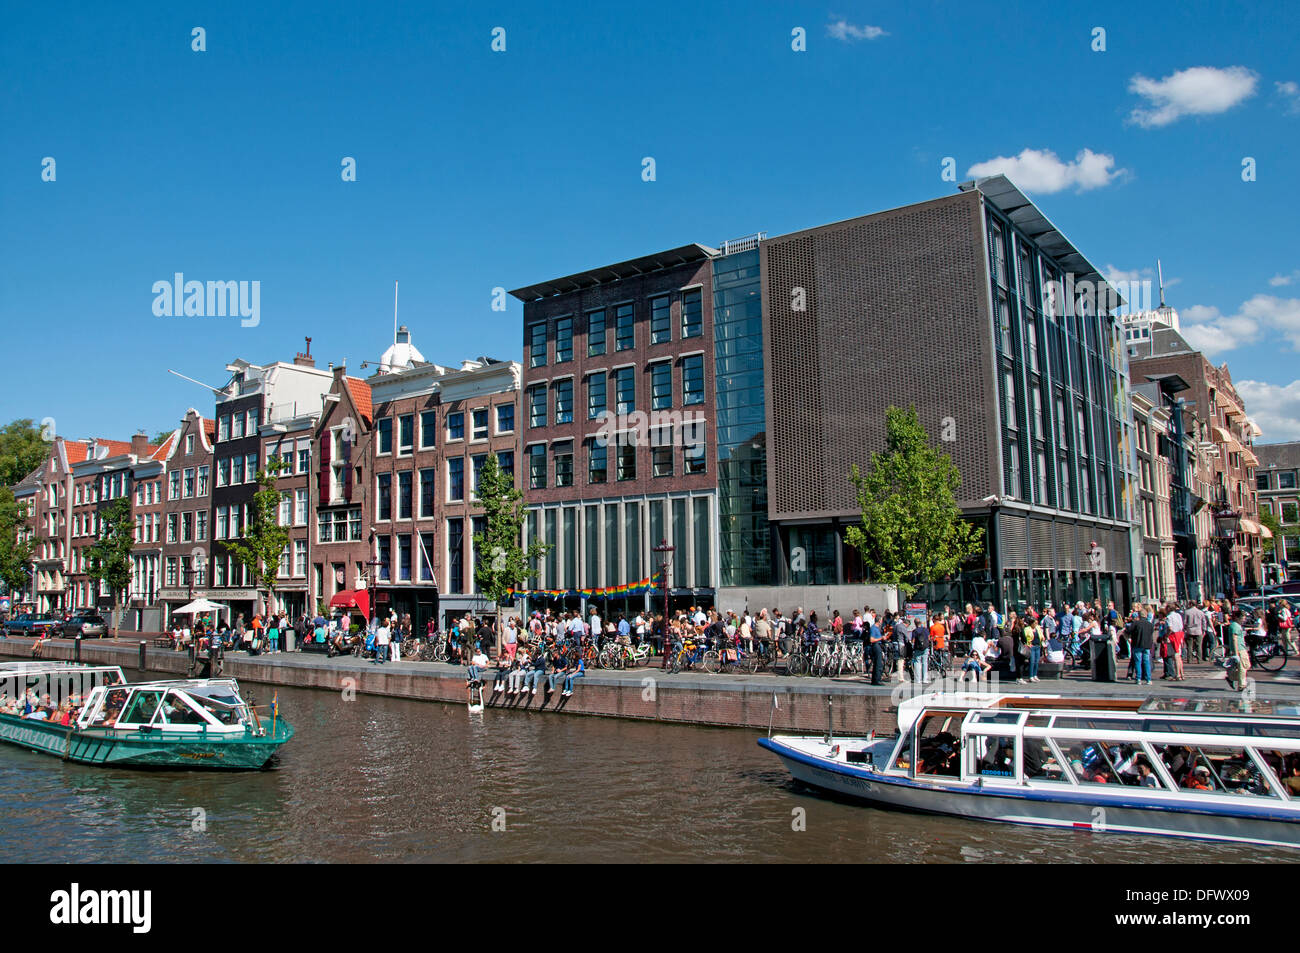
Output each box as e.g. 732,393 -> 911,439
0,684 -> 1284,863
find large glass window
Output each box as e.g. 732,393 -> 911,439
397,470 -> 412,519
497,450 -> 514,480
555,316 -> 573,363
553,442 -> 574,487
421,410 -> 438,448
614,368 -> 635,415
471,454 -> 486,498
528,444 -> 546,490
588,439 -> 607,484
587,308 -> 606,356
496,403 -> 514,434
693,496 -> 711,586
377,416 -> 392,454
615,302 -> 634,351
398,414 -> 414,454
554,379 -> 573,425
448,458 -> 465,502
587,373 -> 606,420
398,534 -> 412,581
420,468 -> 436,518
472,408 -> 488,441
651,362 -> 672,410
528,322 -> 547,367
682,355 -> 704,405
529,385 -> 547,428
616,440 -> 636,481
624,501 -> 640,579
447,412 -> 464,441
652,427 -> 673,477
650,295 -> 671,344
446,519 -> 464,592
681,288 -> 702,338
377,473 -> 392,521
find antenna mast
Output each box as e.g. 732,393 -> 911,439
393,280 -> 399,345
1157,259 -> 1166,309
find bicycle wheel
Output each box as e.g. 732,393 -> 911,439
741,653 -> 760,674
1254,642 -> 1287,673
702,650 -> 722,674
786,654 -> 807,677
669,653 -> 682,675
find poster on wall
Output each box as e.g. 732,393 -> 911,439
905,602 -> 928,625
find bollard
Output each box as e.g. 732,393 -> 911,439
138,640 -> 147,672
74,635 -> 82,663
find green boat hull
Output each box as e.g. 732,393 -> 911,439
0,712 -> 293,769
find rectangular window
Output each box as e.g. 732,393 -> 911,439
651,362 -> 672,410
615,302 -> 634,351
296,488 -> 308,525
587,373 -> 606,420
496,403 -> 514,434
624,501 -> 641,579
377,473 -> 392,520
181,511 -> 193,543
528,386 -> 546,428
553,441 -> 574,487
528,322 -> 547,368
616,440 -> 636,481
420,410 -> 438,449
650,295 -> 671,344
295,539 -> 307,577
529,444 -> 547,490
398,534 -> 412,581
398,414 -> 414,454
652,427 -> 673,477
556,317 -> 573,362
614,368 -> 635,415
232,456 -> 245,485
497,451 -> 514,480
472,408 -> 489,441
377,536 -> 391,581
419,532 -> 435,581
218,416 -> 230,442
169,471 -> 181,499
233,413 -> 245,439
280,492 -> 292,525
297,448 -> 310,473
684,427 -> 706,474
471,454 -> 486,498
587,308 -> 606,356
397,470 -> 412,519
448,458 -> 465,502
588,439 -> 607,484
246,453 -> 259,481
197,465 -> 209,496
377,416 -> 392,454
447,519 -> 464,593
446,412 -> 464,441
420,468 -> 436,518
216,506 -> 228,540
681,288 -> 702,338
1280,472 -> 1297,490
554,379 -> 573,424
682,355 -> 704,405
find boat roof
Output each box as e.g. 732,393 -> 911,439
0,662 -> 124,676
903,691 -> 1300,722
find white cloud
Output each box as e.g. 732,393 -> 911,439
1270,270 -> 1299,287
1127,66 -> 1258,127
826,17 -> 887,41
966,148 -> 1123,194
1105,264 -> 1147,285
1237,380 -> 1300,442
1278,80 -> 1300,114
1179,294 -> 1300,356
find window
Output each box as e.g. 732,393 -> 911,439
377,473 -> 392,521
472,408 -> 489,441
528,386 -> 547,428
216,506 -> 228,540
1007,439 -> 1021,498
295,488 -> 308,525
650,295 -> 671,344
197,465 -> 209,496
1280,471 -> 1297,490
421,410 -> 438,449
1257,473 -> 1270,491
471,454 -> 486,498
496,404 -> 514,434
398,414 -> 414,454
447,412 -> 464,441
448,458 -> 465,502
233,412 -> 245,439
245,453 -> 259,481
297,447 -> 310,473
167,514 -> 178,543
651,362 -> 672,410
218,415 -> 230,442
280,492 -> 292,525
1003,371 -> 1017,430
556,317 -> 573,362
420,468 -> 436,518
447,519 -> 464,593
614,368 -> 635,415
1055,739 -> 1158,787
553,441 -> 574,487
528,321 -> 547,367
528,444 -> 547,490
681,288 -> 702,338
554,379 -> 573,424
1283,502 -> 1299,524
397,471 -> 412,519
616,440 -> 636,481
587,373 -> 606,420
652,427 -> 673,477
377,536 -> 391,581
682,355 -> 704,405
169,471 -> 181,500
587,308 -> 606,356
615,302 -> 634,351
181,512 -> 193,543
497,451 -> 514,480
377,417 -> 392,454
398,534 -> 412,581
419,532 -> 435,581
185,434 -> 194,455
588,439 -> 607,483
295,540 -> 307,577
684,429 -> 706,474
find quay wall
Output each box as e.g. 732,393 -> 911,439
0,639 -> 902,735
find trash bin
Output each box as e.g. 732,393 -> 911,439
1090,638 -> 1116,682
284,629 -> 295,653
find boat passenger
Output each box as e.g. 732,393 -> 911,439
1183,765 -> 1214,791
1135,760 -> 1159,787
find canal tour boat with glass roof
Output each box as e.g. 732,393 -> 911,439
0,661 -> 292,769
759,691 -> 1300,849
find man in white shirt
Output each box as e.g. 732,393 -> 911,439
373,620 -> 391,664
467,647 -> 489,687
962,634 -> 993,682
693,607 -> 707,627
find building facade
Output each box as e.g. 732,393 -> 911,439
1255,441 -> 1299,582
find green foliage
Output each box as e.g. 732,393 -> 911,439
0,487 -> 35,595
1259,511 -> 1295,561
472,453 -> 549,605
845,406 -> 984,598
0,419 -> 50,488
150,429 -> 175,446
225,459 -> 292,611
85,496 -> 135,631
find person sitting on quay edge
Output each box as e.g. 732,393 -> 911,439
546,642 -> 572,695
466,645 -> 489,690
507,648 -> 530,695
491,650 -> 513,695
523,641 -> 550,696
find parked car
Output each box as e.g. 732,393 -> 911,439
60,612 -> 108,638
3,612 -> 59,638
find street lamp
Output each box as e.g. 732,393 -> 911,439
1174,553 -> 1188,602
1213,506 -> 1241,599
653,539 -> 674,670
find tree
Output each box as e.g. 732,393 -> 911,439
0,487 -> 35,598
150,429 -> 174,446
845,406 -> 984,599
85,495 -> 135,636
472,453 -> 549,647
0,418 -> 50,488
225,459 -> 291,618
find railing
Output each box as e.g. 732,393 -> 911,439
718,232 -> 766,256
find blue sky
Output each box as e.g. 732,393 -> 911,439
3,1 -> 1298,444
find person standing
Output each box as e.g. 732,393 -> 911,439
868,616 -> 885,685
373,617 -> 391,664
1130,605 -> 1155,685
1166,602 -> 1186,680
1022,614 -> 1043,683
1227,608 -> 1250,691
911,616 -> 931,684
1185,601 -> 1207,662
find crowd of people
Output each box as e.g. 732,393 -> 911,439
0,689 -> 79,724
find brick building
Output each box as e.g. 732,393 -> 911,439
158,410 -> 214,627
1254,441 -> 1299,582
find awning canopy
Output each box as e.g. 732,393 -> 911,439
175,597 -> 227,615
329,589 -> 370,618
1212,425 -> 1243,452
1239,518 -> 1263,536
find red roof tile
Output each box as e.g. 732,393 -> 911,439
345,377 -> 373,426
149,432 -> 178,460
202,417 -> 216,440
63,441 -> 88,464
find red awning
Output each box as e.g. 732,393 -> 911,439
329,589 -> 370,618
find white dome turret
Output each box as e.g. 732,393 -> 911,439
379,325 -> 425,373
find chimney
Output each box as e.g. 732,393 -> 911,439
131,431 -> 149,456
332,361 -> 348,383
294,336 -> 315,367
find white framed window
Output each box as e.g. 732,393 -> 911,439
185,434 -> 195,455
296,488 -> 309,525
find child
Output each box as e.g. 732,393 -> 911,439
492,651 -> 512,695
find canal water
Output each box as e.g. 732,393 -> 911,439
0,683 -> 1285,863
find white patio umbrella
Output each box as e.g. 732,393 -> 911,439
175,597 -> 227,615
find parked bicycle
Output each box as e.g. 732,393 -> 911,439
601,640 -> 653,670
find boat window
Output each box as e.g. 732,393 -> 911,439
893,729 -> 914,772
1022,736 -> 1070,783
913,713 -> 962,777
969,711 -> 1022,725
91,687 -> 131,726
161,692 -> 211,726
1056,739 -> 1148,785
119,690 -> 165,726
192,696 -> 242,726
1052,717 -> 1143,732
1026,715 -> 1051,728
968,735 -> 1017,778
1257,750 -> 1300,798
1154,743 -> 1277,797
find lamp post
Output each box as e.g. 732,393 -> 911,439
1213,506 -> 1241,600
1174,553 -> 1188,603
653,539 -> 674,669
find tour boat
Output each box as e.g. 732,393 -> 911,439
0,662 -> 292,769
760,691 -> 1300,849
